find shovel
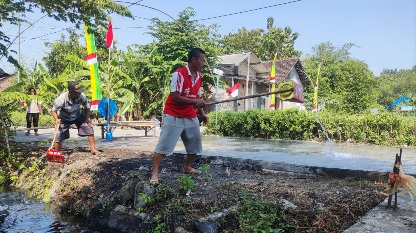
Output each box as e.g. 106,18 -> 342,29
46,124 -> 65,163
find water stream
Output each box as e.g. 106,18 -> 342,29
0,192 -> 106,233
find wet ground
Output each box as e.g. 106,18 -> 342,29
13,126 -> 416,174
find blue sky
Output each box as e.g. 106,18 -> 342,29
1,0 -> 415,76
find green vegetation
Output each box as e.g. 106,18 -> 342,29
178,175 -> 197,193
205,109 -> 416,146
233,190 -> 293,232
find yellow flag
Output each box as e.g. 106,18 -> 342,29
312,65 -> 321,112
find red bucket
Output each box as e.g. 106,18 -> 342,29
46,149 -> 65,163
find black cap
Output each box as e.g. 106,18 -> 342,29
68,81 -> 84,93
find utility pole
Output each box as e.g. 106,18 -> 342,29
18,21 -> 21,83
244,51 -> 251,111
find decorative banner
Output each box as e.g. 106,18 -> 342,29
312,65 -> 321,112
84,25 -> 102,110
269,84 -> 275,109
269,53 -> 277,109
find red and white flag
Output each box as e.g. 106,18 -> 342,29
85,52 -> 97,65
227,83 -> 239,97
106,20 -> 114,48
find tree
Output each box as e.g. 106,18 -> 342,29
146,7 -> 222,93
0,0 -> 132,66
376,68 -> 416,109
220,17 -> 301,60
302,42 -> 377,113
43,30 -> 86,77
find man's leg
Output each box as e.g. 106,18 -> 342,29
54,141 -> 62,152
33,113 -> 39,134
151,153 -> 164,182
26,113 -> 31,135
182,118 -> 202,173
88,135 -> 99,154
183,154 -> 196,173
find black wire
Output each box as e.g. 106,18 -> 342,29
194,0 -> 303,21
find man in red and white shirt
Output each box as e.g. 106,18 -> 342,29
150,48 -> 208,185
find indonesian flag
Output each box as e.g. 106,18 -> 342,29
106,20 -> 114,48
227,83 -> 239,97
85,52 -> 97,65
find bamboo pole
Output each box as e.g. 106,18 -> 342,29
206,88 -> 293,106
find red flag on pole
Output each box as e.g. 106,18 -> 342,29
106,20 -> 114,48
227,83 -> 239,97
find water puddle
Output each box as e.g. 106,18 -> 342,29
0,192 -> 105,233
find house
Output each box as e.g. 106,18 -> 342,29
209,52 -> 310,112
0,68 -> 16,92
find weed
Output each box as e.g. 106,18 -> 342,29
178,175 -> 197,193
198,164 -> 211,174
153,214 -> 168,233
235,189 -> 294,232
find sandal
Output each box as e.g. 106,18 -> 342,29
183,168 -> 200,174
25,131 -> 30,136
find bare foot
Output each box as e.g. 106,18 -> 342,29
150,174 -> 159,185
91,148 -> 101,155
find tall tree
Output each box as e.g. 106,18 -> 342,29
43,30 -> 86,77
376,68 -> 416,109
302,42 -> 376,113
0,0 -> 132,66
146,7 -> 222,92
220,17 -> 301,60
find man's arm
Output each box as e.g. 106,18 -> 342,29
171,92 -> 205,107
51,111 -> 60,125
85,108 -> 91,124
196,106 -> 208,124
38,102 -> 43,115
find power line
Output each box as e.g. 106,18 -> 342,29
194,0 -> 303,21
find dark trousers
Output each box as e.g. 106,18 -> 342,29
26,113 -> 39,132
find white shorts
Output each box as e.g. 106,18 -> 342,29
154,114 -> 202,156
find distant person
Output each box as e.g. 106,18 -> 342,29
51,81 -> 100,155
150,48 -> 208,185
24,88 -> 42,136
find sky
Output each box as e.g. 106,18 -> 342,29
1,0 -> 415,76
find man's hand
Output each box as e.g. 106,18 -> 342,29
194,99 -> 206,108
85,119 -> 92,125
198,114 -> 208,124
55,119 -> 61,125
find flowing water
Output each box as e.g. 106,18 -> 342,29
0,192 -> 106,233
200,137 -> 416,174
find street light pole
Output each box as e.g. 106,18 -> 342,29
245,52 -> 251,111
213,68 -> 224,125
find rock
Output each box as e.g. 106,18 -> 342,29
0,209 -> 9,225
134,181 -> 155,210
194,221 -> 219,233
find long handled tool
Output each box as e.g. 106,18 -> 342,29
45,124 -> 65,163
206,87 -> 294,106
